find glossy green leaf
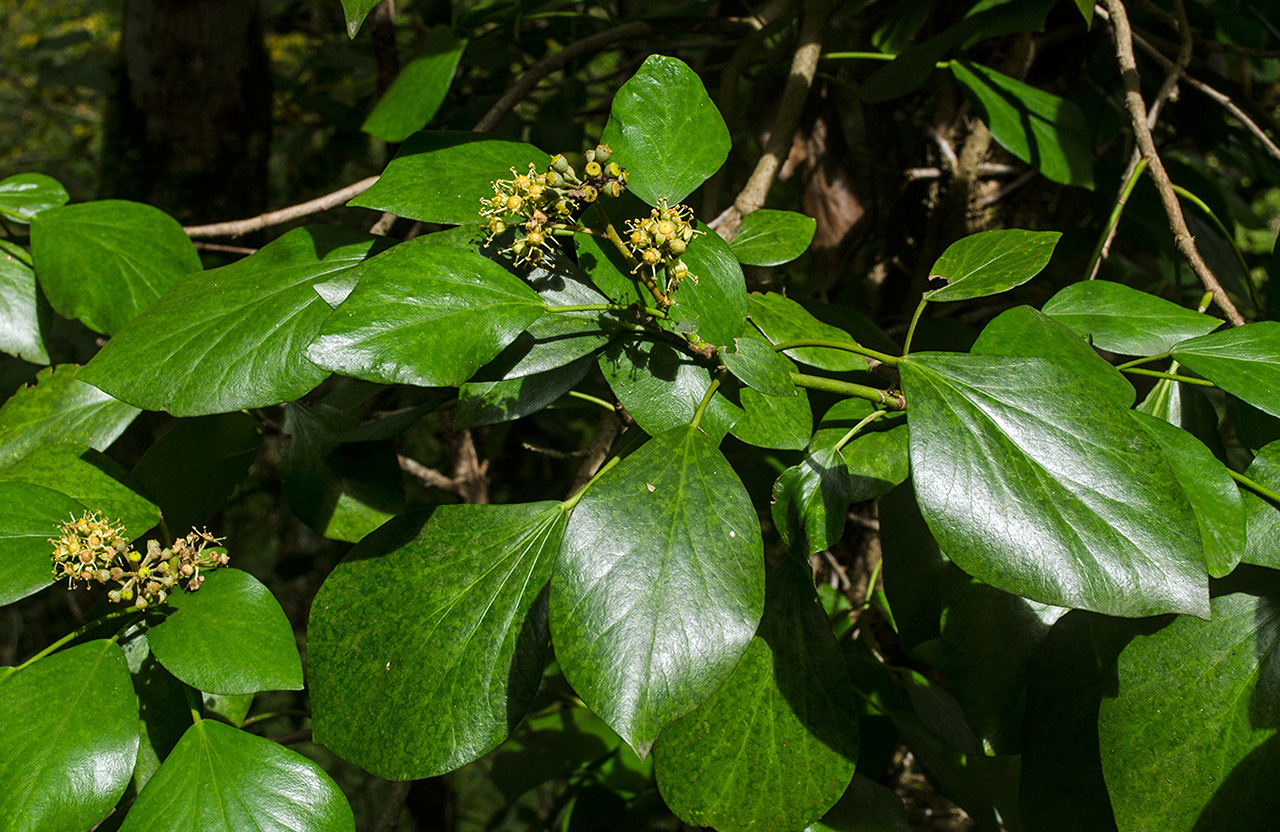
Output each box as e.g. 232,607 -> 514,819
747,293 -> 870,372
772,448 -> 851,557
339,0 -> 380,37
1172,321 -> 1280,418
120,719 -> 354,832
0,640 -> 139,832
972,305 -> 1134,407
670,221 -> 749,347
729,209 -> 816,266
349,132 -> 546,224
80,226 -> 390,416
362,27 -> 466,142
1241,440 -> 1280,570
900,352 -> 1208,617
722,336 -> 797,397
0,241 -> 49,364
280,403 -> 402,542
1042,280 -> 1221,355
924,229 -> 1061,302
30,200 -> 201,335
598,338 -> 741,443
122,630 -> 191,793
0,482 -> 85,605
0,443 -> 159,538
551,426 -> 765,756
878,483 -> 966,653
1129,411 -> 1244,578
655,557 -> 858,832
1072,0 -> 1094,25
0,173 -> 68,223
811,399 -> 909,503
307,240 -> 546,387
310,502 -> 566,779
0,364 -> 139,468
148,568 -> 303,695
457,353 -> 594,428
806,775 -> 910,832
730,382 -> 812,450
1098,590 -> 1280,831
130,412 -> 262,534
601,55 -> 730,205
950,62 -> 1093,188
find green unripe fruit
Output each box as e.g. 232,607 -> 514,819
552,154 -> 570,173
585,161 -> 602,178
667,238 -> 687,256
607,161 -> 623,178
594,144 -> 612,164
581,185 -> 598,202
604,181 -> 622,198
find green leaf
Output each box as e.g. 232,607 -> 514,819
670,221 -> 749,347
30,200 -> 201,335
1128,411 -> 1244,578
0,481 -> 87,605
1098,590 -> 1280,831
120,719 -> 354,832
924,229 -> 1061,302
950,62 -> 1094,188
0,443 -> 159,538
1172,321 -> 1280,418
747,293 -> 870,372
722,336 -> 797,397
307,240 -> 546,387
0,364 -> 140,468
1072,0 -> 1094,26
598,338 -> 741,443
361,28 -> 467,142
130,413 -> 262,534
0,241 -> 49,364
601,55 -> 731,205
457,353 -> 594,428
80,226 -> 390,416
0,640 -> 139,832
349,132 -> 546,224
1041,280 -> 1221,355
900,352 -> 1208,617
730,382 -> 813,451
655,557 -> 858,832
806,775 -> 910,831
811,399 -> 909,502
729,209 -> 816,267
1241,440 -> 1280,570
772,448 -> 851,557
280,403 -> 402,543
551,426 -> 765,755
147,569 -> 302,695
339,0 -> 380,37
309,502 -> 566,779
0,174 -> 68,223
971,305 -> 1134,407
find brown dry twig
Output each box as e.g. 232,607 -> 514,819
184,176 -> 380,239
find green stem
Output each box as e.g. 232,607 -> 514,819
790,373 -> 906,410
591,202 -> 671,308
902,298 -> 928,356
1230,469 -> 1280,504
561,455 -> 622,512
567,390 -> 615,412
1088,156 -> 1148,280
862,556 -> 884,608
834,409 -> 888,453
551,224 -> 604,239
184,684 -> 203,726
240,709 -> 310,728
1171,184 -> 1252,283
824,51 -> 951,69
1121,367 -> 1216,386
13,610 -> 141,672
691,372 -> 725,432
1115,351 -> 1171,371
771,338 -> 900,366
543,302 -> 668,319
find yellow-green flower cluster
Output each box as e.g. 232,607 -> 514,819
480,144 -> 627,267
50,513 -> 229,610
624,200 -> 702,291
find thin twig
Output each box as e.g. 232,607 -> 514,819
192,241 -> 258,255
1101,0 -> 1245,325
711,0 -> 834,240
373,780 -> 413,832
568,412 -> 623,497
184,176 -> 380,238
398,454 -> 461,493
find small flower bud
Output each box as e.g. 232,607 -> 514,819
642,248 -> 662,266
551,154 -> 570,174
667,238 -> 687,256
594,144 -> 612,164
607,161 -> 623,179
505,195 -> 523,213
584,161 -> 602,178
120,588 -> 133,601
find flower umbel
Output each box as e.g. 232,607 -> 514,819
624,199 -> 703,293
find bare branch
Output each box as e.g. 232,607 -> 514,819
184,176 -> 380,239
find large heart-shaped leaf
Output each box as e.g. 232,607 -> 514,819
1098,590 -> 1280,831
655,557 -> 858,832
309,502 -> 566,779
0,364 -> 140,468
551,426 -> 765,756
728,209 -> 816,267
348,132 -> 546,224
0,481 -> 86,605
30,200 -> 201,335
900,352 -> 1208,617
1042,281 -> 1221,355
361,27 -> 467,142
0,241 -> 49,364
1171,321 -> 1280,418
307,240 -> 546,387
147,568 -> 303,695
0,173 -> 68,223
80,226 -> 391,416
119,719 -> 354,832
925,229 -> 1061,302
0,640 -> 139,832
601,55 -> 730,205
